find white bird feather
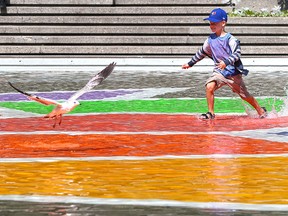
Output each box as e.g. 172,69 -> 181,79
8,62 -> 116,127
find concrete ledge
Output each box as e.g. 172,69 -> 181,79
1,1 -> 287,58
114,0 -> 228,5
0,46 -> 286,55
2,36 -> 204,44
0,35 -> 286,45
0,26 -> 287,36
225,26 -> 288,35
0,57 -> 286,66
8,0 -> 114,5
4,6 -> 229,15
0,16 -> 286,25
0,16 -> 207,25
0,57 -> 287,73
8,0 -> 226,5
0,25 -> 191,35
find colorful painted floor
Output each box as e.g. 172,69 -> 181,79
1,88 -> 288,215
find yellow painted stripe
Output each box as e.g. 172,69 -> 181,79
1,157 -> 288,204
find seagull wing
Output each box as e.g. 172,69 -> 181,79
8,81 -> 61,106
68,62 -> 116,101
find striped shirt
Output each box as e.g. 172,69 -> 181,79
188,32 -> 248,77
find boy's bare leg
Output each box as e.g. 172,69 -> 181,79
225,74 -> 266,117
242,96 -> 266,116
206,81 -> 217,114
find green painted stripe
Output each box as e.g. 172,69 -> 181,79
0,98 -> 284,114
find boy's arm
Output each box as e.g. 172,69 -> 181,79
223,36 -> 241,67
182,38 -> 211,69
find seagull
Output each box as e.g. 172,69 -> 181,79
8,62 -> 116,128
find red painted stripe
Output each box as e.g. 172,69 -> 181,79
1,114 -> 288,132
1,134 -> 288,158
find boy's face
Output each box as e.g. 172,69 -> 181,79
209,21 -> 226,34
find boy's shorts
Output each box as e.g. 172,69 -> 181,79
205,72 -> 251,99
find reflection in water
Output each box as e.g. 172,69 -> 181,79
1,69 -> 288,98
1,68 -> 288,215
1,158 -> 288,206
278,84 -> 288,116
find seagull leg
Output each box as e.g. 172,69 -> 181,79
58,114 -> 63,126
52,116 -> 57,128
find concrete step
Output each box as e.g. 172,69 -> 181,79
0,45 -> 286,55
4,6 -> 229,15
0,35 -> 286,45
1,0 -> 286,57
7,0 -> 227,6
0,26 -> 287,36
7,0 -> 114,5
0,16 -> 287,26
114,0 -> 228,5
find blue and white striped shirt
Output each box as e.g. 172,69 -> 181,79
188,33 -> 248,77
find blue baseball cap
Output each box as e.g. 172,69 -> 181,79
204,8 -> 228,22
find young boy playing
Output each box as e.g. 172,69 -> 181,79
182,8 -> 267,119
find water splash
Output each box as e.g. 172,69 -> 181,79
278,85 -> 288,116
243,85 -> 288,118
242,101 -> 258,118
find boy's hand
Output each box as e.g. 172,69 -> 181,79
216,61 -> 226,70
182,64 -> 191,69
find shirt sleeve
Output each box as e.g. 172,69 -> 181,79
187,38 -> 211,67
223,35 -> 241,66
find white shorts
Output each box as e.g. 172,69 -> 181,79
205,72 -> 251,99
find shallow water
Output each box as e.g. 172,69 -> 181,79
1,69 -> 288,97
1,67 -> 288,215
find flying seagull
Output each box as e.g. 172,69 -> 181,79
8,62 -> 116,128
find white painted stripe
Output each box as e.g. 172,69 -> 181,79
102,87 -> 190,100
0,195 -> 288,211
0,57 -> 287,67
1,128 -> 287,143
2,154 -> 288,163
230,127 -> 288,143
0,107 -> 42,118
2,66 -> 288,73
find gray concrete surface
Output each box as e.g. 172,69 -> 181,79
5,0 -> 226,5
0,35 -> 285,45
234,0 -> 279,11
4,6 -> 227,14
0,45 -> 287,55
6,0 -> 114,5
1,57 -> 287,98
0,26 -> 286,35
0,16 -> 286,25
0,0 -> 286,57
114,0 -> 228,5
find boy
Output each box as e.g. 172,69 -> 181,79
182,8 -> 267,119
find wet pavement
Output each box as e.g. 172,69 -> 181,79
1,64 -> 288,216
1,68 -> 288,98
